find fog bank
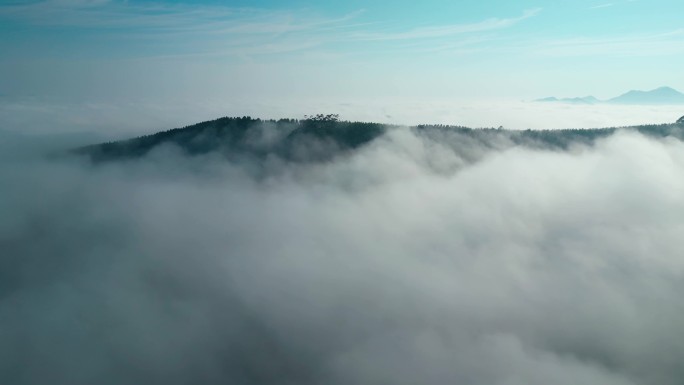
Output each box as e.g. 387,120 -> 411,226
2,128 -> 684,384
2,98 -> 682,137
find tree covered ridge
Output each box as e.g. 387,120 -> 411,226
73,116 -> 386,162
73,115 -> 684,163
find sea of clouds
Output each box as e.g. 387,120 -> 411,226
2,98 -> 682,138
2,123 -> 684,384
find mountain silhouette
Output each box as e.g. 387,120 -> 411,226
608,87 -> 684,104
537,87 -> 684,105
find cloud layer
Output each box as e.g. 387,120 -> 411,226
3,99 -> 681,137
2,126 -> 684,384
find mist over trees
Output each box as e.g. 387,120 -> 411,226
73,115 -> 684,167
2,115 -> 684,385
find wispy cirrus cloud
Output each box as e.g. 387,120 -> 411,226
0,1 -> 365,57
0,1 -> 347,33
0,2 -> 540,58
349,8 -> 541,41
588,0 -> 643,10
589,3 -> 614,9
34,0 -> 112,7
526,29 -> 684,57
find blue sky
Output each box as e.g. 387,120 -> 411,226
0,0 -> 683,130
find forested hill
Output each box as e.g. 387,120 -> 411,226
73,116 -> 386,163
73,115 -> 684,163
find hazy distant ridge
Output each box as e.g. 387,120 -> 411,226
536,86 -> 684,105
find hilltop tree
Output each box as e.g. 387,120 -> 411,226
304,114 -> 339,122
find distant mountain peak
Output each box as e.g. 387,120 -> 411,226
610,86 -> 684,104
534,95 -> 598,104
536,97 -> 559,102
537,86 -> 684,105
622,86 -> 678,95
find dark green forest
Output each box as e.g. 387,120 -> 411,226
73,114 -> 684,163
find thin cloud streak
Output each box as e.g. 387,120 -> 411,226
0,2 -> 540,58
0,2 -> 340,33
589,3 -> 614,9
526,29 -> 684,57
347,8 -> 541,41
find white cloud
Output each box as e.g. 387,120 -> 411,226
3,99 -> 681,137
589,3 -> 614,9
0,3 -> 540,58
529,29 -> 684,57
348,8 -> 541,41
2,125 -> 684,384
